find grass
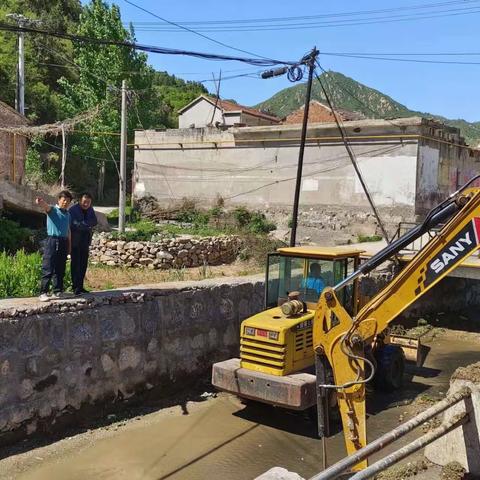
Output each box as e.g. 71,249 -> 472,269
84,260 -> 262,291
0,250 -> 72,298
357,234 -> 383,243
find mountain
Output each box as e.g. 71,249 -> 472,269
255,71 -> 480,147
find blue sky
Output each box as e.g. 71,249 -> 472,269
100,1 -> 480,121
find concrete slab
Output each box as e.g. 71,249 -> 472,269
424,364 -> 480,475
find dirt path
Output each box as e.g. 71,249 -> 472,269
0,329 -> 478,480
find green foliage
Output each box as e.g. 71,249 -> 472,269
0,250 -> 72,298
25,139 -> 59,186
151,71 -> 208,128
0,251 -> 41,298
107,206 -> 137,224
357,234 -> 383,243
0,218 -> 33,253
0,0 -> 81,123
233,207 -> 276,233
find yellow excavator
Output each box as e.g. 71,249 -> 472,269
213,177 -> 480,473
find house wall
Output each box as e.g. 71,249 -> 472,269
416,130 -> 480,215
134,122 -> 419,210
178,99 -> 233,128
134,118 -> 479,217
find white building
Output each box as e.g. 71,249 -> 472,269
133,117 -> 480,217
178,95 -> 281,129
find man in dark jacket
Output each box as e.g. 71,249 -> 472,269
69,192 -> 97,295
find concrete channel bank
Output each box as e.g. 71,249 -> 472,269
0,275 -> 264,441
1,271 -> 480,448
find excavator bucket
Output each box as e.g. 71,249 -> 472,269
388,333 -> 426,367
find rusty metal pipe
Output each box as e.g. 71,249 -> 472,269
349,412 -> 469,480
309,387 -> 470,480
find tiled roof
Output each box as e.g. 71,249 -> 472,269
283,100 -> 365,124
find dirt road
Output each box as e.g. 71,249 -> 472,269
0,329 -> 478,480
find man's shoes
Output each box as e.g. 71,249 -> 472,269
74,289 -> 83,296
38,293 -> 51,302
51,291 -> 66,299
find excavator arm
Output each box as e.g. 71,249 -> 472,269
312,182 -> 480,471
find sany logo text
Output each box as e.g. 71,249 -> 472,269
429,232 -> 473,274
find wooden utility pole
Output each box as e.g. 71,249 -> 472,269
290,47 -> 318,247
61,124 -> 67,188
118,80 -> 128,233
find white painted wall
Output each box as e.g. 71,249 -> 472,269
353,155 -> 416,206
178,99 -> 240,128
134,128 -> 419,208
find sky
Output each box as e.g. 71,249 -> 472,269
97,0 -> 480,121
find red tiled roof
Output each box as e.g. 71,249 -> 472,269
283,100 -> 365,124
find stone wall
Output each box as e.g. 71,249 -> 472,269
0,276 -> 264,440
90,234 -> 242,269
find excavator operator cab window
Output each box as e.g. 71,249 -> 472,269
265,254 -> 356,314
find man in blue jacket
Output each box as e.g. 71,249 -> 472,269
69,192 -> 97,295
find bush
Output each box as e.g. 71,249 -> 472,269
0,250 -> 72,298
357,234 -> 383,243
233,207 -> 276,234
0,218 -> 34,253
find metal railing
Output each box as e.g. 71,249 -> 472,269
309,387 -> 471,480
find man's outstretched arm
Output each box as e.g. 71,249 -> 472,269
35,197 -> 51,213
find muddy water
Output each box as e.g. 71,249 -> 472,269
7,330 -> 480,480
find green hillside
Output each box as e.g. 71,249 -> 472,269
255,71 -> 480,147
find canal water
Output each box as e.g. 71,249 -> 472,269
3,330 -> 479,480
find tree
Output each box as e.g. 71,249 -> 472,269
58,0 -> 155,201
0,0 -> 81,123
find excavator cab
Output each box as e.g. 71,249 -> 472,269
265,246 -> 363,313
212,246 -> 364,408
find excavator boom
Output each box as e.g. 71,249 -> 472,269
313,180 -> 480,471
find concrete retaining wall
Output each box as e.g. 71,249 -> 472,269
425,364 -> 480,474
0,276 -> 264,440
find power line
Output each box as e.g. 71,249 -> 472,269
126,0 -> 480,25
322,53 -> 480,66
123,0 -> 279,62
0,22 -> 295,67
128,4 -> 480,32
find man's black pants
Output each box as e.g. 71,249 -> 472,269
40,236 -> 68,294
71,240 -> 90,292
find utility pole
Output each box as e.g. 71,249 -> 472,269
118,79 -> 128,234
290,48 -> 318,247
61,124 -> 67,188
6,14 -> 40,116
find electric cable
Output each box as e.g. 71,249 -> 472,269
127,0 -> 480,26
128,3 -> 480,32
123,0 -> 279,62
0,22 -> 295,67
